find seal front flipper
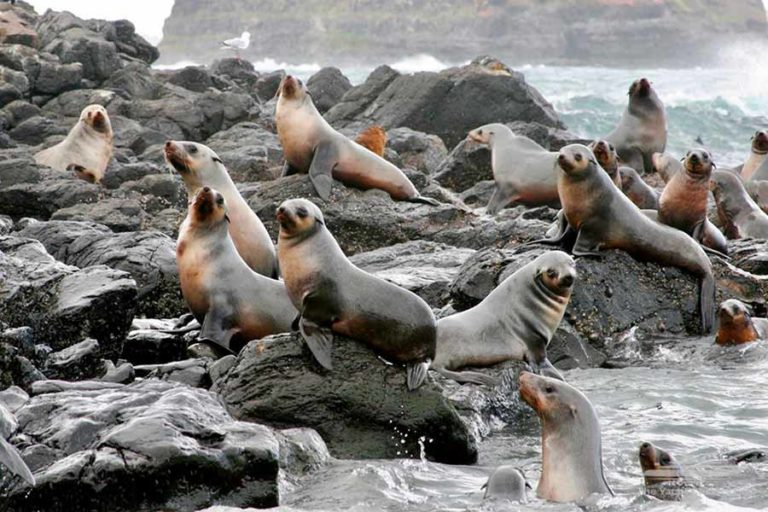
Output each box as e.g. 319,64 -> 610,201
571,231 -> 604,258
486,184 -> 517,215
0,435 -> 35,486
199,307 -> 239,355
308,141 -> 339,200
433,367 -> 499,387
406,360 -> 430,391
299,317 -> 334,370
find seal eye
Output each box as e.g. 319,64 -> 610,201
477,129 -> 483,135
216,195 -> 224,206
544,385 -> 555,394
546,269 -> 557,279
296,207 -> 308,219
187,145 -> 198,155
574,153 -> 583,162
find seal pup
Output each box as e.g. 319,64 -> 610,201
656,149 -> 728,255
589,139 -> 622,188
276,198 -> 436,390
432,251 -> 575,384
715,299 -> 768,346
165,140 -> 278,278
519,372 -> 613,503
482,466 -> 530,502
467,123 -> 560,214
652,152 -> 682,183
543,144 -> 715,333
741,130 -> 768,181
639,442 -> 684,501
34,104 -> 113,182
606,78 -> 667,173
355,125 -> 386,157
619,166 -> 659,209
710,170 -> 768,240
177,187 -> 296,355
276,76 -> 437,205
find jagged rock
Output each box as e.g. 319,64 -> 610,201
0,65 -> 28,107
102,62 -> 162,100
1,99 -> 41,127
120,174 -> 186,208
205,121 -> 283,182
122,329 -> 188,365
0,173 -> 100,219
325,65 -> 399,125
254,70 -> 284,102
8,114 -> 69,144
385,127 -> 448,175
211,58 -> 260,90
213,333 -> 477,464
727,239 -> 768,276
51,197 -> 146,232
166,65 -> 215,93
307,67 -> 352,114
93,19 -> 159,65
99,360 -> 134,384
0,8 -> 38,48
45,338 -> 101,381
0,386 -> 29,413
433,139 -> 493,192
100,160 -> 165,189
135,358 -> 211,388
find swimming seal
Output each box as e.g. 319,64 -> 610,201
741,130 -> 768,181
482,466 -> 530,502
619,166 -> 659,209
606,78 -> 667,173
656,149 -> 727,255
176,187 -> 295,355
34,104 -> 113,183
467,123 -> 560,214
543,144 -> 715,333
432,251 -> 575,385
710,170 -> 768,240
715,299 -> 768,346
589,139 -> 622,188
276,198 -> 436,390
276,76 -> 438,205
519,372 -> 613,503
639,442 -> 684,501
165,140 -> 278,278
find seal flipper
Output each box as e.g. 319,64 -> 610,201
308,141 -> 339,200
406,196 -> 441,207
434,367 -> 499,387
571,231 -> 604,258
0,436 -> 35,486
281,161 -> 301,177
406,360 -> 430,391
699,273 -> 715,334
486,184 -> 517,215
299,318 -> 334,370
199,309 -> 239,355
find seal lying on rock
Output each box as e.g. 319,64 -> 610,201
276,76 -> 437,205
519,372 -> 613,503
740,130 -> 768,181
432,251 -> 575,384
34,104 -> 113,183
606,78 -> 667,174
467,123 -> 559,214
165,140 -> 278,278
176,187 -> 295,356
482,466 -> 529,502
639,442 -> 685,501
715,299 -> 768,346
710,170 -> 768,240
276,198 -> 436,390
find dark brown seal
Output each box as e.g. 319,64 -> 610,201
638,442 -> 684,501
715,299 -> 768,346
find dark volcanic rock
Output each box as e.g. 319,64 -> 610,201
51,197 -> 146,232
122,329 -> 188,366
0,175 -> 100,219
434,139 -> 492,192
95,18 -> 159,65
254,70 -> 285,103
386,127 -> 448,175
213,333 -> 478,464
44,338 -> 102,381
324,65 -> 400,123
307,67 -> 352,114
205,122 -> 283,182
166,65 -> 215,93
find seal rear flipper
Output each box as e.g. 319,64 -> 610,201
308,141 -> 338,200
299,318 -> 334,370
406,360 -> 430,391
486,184 -> 516,215
699,273 -> 716,334
0,436 -> 35,486
406,196 -> 441,207
433,367 -> 499,387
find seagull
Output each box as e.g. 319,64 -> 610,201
221,31 -> 250,60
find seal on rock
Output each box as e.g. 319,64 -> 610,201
165,140 -> 278,278
519,372 -> 613,503
276,76 -> 437,205
542,144 -> 715,332
606,78 -> 667,173
467,123 -> 560,214
715,299 -> 768,346
589,139 -> 622,188
639,442 -> 684,501
432,251 -> 575,384
355,125 -> 386,157
482,466 -> 530,502
34,104 -> 113,183
740,130 -> 768,181
710,170 -> 768,240
176,187 -> 296,355
276,198 -> 436,390
619,166 -> 659,209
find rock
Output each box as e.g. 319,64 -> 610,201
307,67 -> 352,113
121,174 -> 186,208
349,241 -> 475,308
209,354 -> 237,382
0,9 -> 38,48
95,19 -> 159,65
100,161 -> 165,189
30,379 -> 125,395
1,99 -> 41,127
0,214 -> 13,234
51,197 -> 146,232
0,401 -> 17,438
166,65 -> 214,93
324,65 -> 399,124
0,174 -> 100,219
0,65 -> 28,106
211,58 -> 259,90
10,380 -> 281,510
102,62 -> 161,100
41,88 -> 114,117
8,114 -> 69,144
213,333 -> 477,464
385,127 -> 448,175
99,361 -> 134,384
277,428 -> 331,477
205,121 -> 283,182
121,329 -> 188,366
727,239 -> 768,276
33,59 -> 82,96
0,386 -> 30,413
45,338 -> 101,381
459,180 -> 496,207
254,70 -> 284,102
434,139 -> 492,192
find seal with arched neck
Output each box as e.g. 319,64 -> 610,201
519,372 -> 613,503
540,144 -> 715,333
619,166 -> 659,210
176,187 -> 296,356
639,442 -> 684,501
467,123 -> 560,214
432,251 -> 575,385
276,198 -> 436,390
710,170 -> 768,240
276,75 -> 438,206
165,140 -> 278,278
589,139 -> 622,188
741,130 -> 768,181
606,78 -> 667,174
34,104 -> 113,183
715,299 -> 768,346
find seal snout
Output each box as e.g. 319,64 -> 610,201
164,140 -> 192,173
753,130 -> 768,153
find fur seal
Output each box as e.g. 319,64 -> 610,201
276,76 -> 437,205
176,187 -> 295,355
544,144 -> 715,332
276,198 -> 436,390
34,104 -> 113,183
355,125 -> 386,157
619,166 -> 659,209
639,442 -> 684,500
519,372 -> 613,503
652,152 -> 682,183
710,170 -> 768,240
589,139 -> 622,188
657,149 -> 728,255
165,140 -> 278,278
715,299 -> 768,345
482,466 -> 529,502
741,130 -> 768,181
606,78 -> 667,173
432,251 -> 575,384
467,123 -> 560,214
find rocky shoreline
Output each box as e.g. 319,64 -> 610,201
1,3 -> 768,511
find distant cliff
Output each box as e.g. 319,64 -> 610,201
157,0 -> 768,67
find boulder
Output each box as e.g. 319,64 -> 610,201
205,122 -> 283,182
44,338 -> 102,381
210,58 -> 260,92
122,329 -> 188,366
8,114 -> 70,145
0,175 -> 100,220
254,70 -> 284,102
324,65 -> 399,125
91,18 -> 159,65
41,88 -> 114,117
102,62 -> 162,100
166,65 -> 215,93
307,67 -> 352,114
385,127 -> 448,175
51,197 -> 146,232
433,139 -> 492,192
0,8 -> 38,48
1,99 -> 41,127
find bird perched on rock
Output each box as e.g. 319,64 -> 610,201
221,31 -> 250,60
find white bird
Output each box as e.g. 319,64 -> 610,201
221,31 -> 250,60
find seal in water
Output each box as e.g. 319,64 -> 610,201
432,251 -> 575,385
482,466 -> 530,502
176,187 -> 295,356
519,372 -> 613,503
165,140 -> 278,278
710,170 -> 768,240
715,299 -> 768,346
606,78 -> 667,173
467,123 -> 560,214
276,198 -> 436,390
34,104 -> 113,183
276,76 -> 438,205
639,442 -> 685,501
